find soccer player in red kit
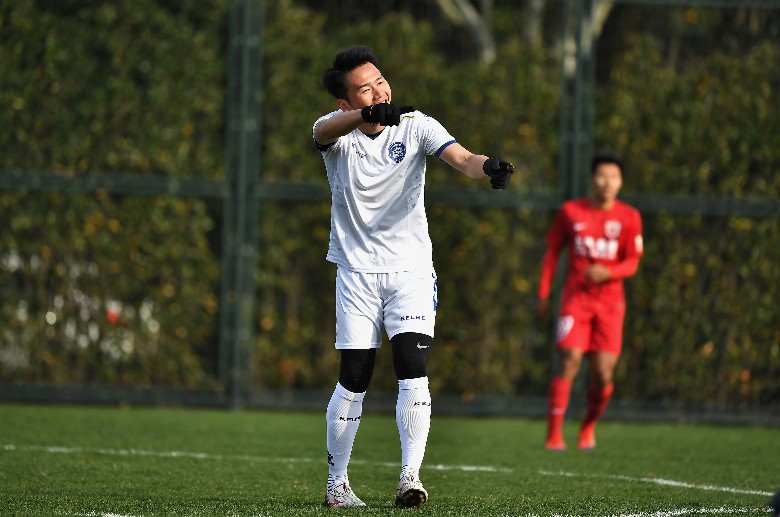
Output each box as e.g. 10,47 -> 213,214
538,152 -> 643,450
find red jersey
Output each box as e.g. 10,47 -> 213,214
538,198 -> 643,302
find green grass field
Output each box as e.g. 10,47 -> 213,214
0,403 -> 776,516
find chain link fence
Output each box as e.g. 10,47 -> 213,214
1,0 -> 778,424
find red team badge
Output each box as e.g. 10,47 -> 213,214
604,220 -> 622,239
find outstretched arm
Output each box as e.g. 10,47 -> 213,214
438,143 -> 489,179
439,143 -> 514,189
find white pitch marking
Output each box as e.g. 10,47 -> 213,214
74,513 -> 272,517
7,443 -> 511,473
538,469 -> 773,497
4,443 -> 772,516
3,443 -> 312,464
6,443 -> 773,493
351,458 -> 513,473
507,507 -> 766,517
68,506 -> 769,517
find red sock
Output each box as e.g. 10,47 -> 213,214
547,376 -> 572,441
580,383 -> 614,434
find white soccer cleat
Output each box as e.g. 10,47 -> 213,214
323,478 -> 366,508
395,473 -> 428,508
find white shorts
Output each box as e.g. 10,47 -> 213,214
334,265 -> 438,349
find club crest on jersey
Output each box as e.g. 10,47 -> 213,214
388,142 -> 406,163
604,220 -> 622,239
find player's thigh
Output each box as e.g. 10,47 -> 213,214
590,300 -> 626,354
383,267 -> 438,340
335,267 -> 383,349
556,299 -> 592,350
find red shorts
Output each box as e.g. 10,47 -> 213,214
555,289 -> 626,354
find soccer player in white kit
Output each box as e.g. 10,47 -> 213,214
313,45 -> 515,509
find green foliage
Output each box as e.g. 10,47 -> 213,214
602,36 -> 780,197
1,1 -> 779,407
0,1 -> 225,387
620,214 -> 780,405
596,32 -> 780,405
1,1 -> 226,176
0,192 -> 220,388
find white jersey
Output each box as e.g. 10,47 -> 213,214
314,110 -> 456,273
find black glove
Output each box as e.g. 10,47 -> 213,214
360,103 -> 415,126
483,157 -> 515,190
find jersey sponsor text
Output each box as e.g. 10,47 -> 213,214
573,235 -> 619,260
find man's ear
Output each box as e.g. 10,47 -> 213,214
337,98 -> 353,112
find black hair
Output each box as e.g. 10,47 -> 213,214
591,151 -> 624,176
322,45 -> 378,100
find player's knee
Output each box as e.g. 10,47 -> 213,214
391,332 -> 431,380
595,370 -> 614,386
339,349 -> 376,393
558,349 -> 583,377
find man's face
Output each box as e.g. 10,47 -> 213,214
591,162 -> 623,204
339,62 -> 391,111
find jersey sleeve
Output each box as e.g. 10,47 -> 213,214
538,208 -> 570,300
607,207 -> 643,280
414,112 -> 457,157
606,256 -> 640,280
620,207 -> 643,260
312,111 -> 341,152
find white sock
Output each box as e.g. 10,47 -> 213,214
396,376 -> 431,479
327,473 -> 348,490
326,383 -> 365,479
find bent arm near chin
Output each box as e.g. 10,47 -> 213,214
314,110 -> 365,145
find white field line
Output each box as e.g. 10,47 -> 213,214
2,443 -> 313,464
351,457 -> 514,472
4,443 -> 770,496
75,514 -> 270,517
3,443 -> 772,517
77,513 -> 147,517
71,508 -> 770,517
2,443 -> 509,473
508,508 -> 767,517
538,469 -> 773,497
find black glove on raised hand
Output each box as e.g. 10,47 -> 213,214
360,103 -> 415,126
483,157 -> 515,190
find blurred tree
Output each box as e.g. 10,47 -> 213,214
0,0 -> 778,408
0,0 -> 226,387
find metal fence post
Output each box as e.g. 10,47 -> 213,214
552,0 -> 598,413
220,0 -> 263,409
572,0 -> 596,199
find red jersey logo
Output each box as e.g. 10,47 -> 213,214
604,220 -> 622,239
